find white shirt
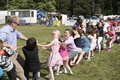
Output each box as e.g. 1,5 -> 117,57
103,22 -> 110,32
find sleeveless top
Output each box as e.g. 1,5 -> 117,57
74,37 -> 82,48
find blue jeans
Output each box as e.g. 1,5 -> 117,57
25,70 -> 39,80
0,74 -> 6,80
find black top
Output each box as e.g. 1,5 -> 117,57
97,27 -> 103,37
22,46 -> 41,72
74,37 -> 82,48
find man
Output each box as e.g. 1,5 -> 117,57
100,19 -> 110,50
0,15 -> 27,80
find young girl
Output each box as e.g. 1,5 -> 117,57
38,30 -> 63,80
103,27 -> 116,51
75,29 -> 91,65
86,28 -> 96,60
72,27 -> 82,63
81,22 -> 87,33
97,22 -> 103,53
22,37 -> 41,80
57,35 -> 73,75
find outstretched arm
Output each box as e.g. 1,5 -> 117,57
19,35 -> 28,41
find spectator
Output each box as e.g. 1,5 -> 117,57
73,18 -> 82,29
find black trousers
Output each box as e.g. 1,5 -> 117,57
6,64 -> 16,80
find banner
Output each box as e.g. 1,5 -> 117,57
65,20 -> 76,26
53,20 -> 60,27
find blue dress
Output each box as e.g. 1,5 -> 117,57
81,34 -> 91,53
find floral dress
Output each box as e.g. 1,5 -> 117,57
46,39 -> 63,66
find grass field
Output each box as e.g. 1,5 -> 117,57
1,25 -> 120,80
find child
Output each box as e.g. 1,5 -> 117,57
81,22 -> 87,33
103,27 -> 116,51
86,28 -> 96,60
0,67 -> 6,80
75,29 -> 91,65
22,37 -> 41,80
57,35 -> 73,75
0,39 -> 16,80
38,30 -> 63,80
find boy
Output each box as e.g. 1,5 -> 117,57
0,39 -> 17,80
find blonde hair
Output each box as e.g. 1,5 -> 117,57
59,35 -> 66,50
82,22 -> 86,28
53,30 -> 60,38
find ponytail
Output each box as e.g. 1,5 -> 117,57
59,35 -> 66,50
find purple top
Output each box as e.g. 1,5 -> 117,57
73,23 -> 81,29
59,43 -> 68,58
65,36 -> 77,51
0,24 -> 22,47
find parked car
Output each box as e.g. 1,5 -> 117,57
116,17 -> 120,22
105,18 -> 117,24
72,15 -> 78,20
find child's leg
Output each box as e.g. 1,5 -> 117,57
76,51 -> 85,64
86,50 -> 91,60
72,54 -> 78,64
48,66 -> 54,80
6,64 -> 16,80
0,74 -> 6,80
56,65 -> 61,73
108,41 -> 113,48
33,71 -> 39,80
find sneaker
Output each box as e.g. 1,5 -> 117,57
45,74 -> 51,77
55,72 -> 59,75
53,66 -> 57,71
90,56 -> 95,58
69,70 -> 73,75
107,48 -> 111,51
84,56 -> 87,58
86,58 -> 91,61
59,69 -> 67,74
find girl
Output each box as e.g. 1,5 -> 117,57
57,35 -> 73,75
86,28 -> 96,60
75,29 -> 91,65
72,27 -> 82,63
97,22 -> 103,53
81,22 -> 87,33
22,37 -> 41,80
103,27 -> 116,51
38,30 -> 63,80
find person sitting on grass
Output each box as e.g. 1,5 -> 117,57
22,37 -> 41,80
103,27 -> 116,51
38,30 -> 63,80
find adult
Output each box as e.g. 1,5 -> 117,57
0,15 -> 27,80
97,22 -> 103,53
64,29 -> 78,66
73,18 -> 82,29
86,21 -> 93,31
100,19 -> 110,50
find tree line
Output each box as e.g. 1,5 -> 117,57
0,0 -> 120,17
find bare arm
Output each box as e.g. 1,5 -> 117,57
19,35 -> 28,41
38,40 -> 55,47
3,42 -> 15,49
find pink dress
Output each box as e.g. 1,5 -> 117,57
88,35 -> 96,50
46,39 -> 63,66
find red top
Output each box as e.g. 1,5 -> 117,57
0,50 -> 5,55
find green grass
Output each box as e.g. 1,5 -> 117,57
0,25 -> 120,80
